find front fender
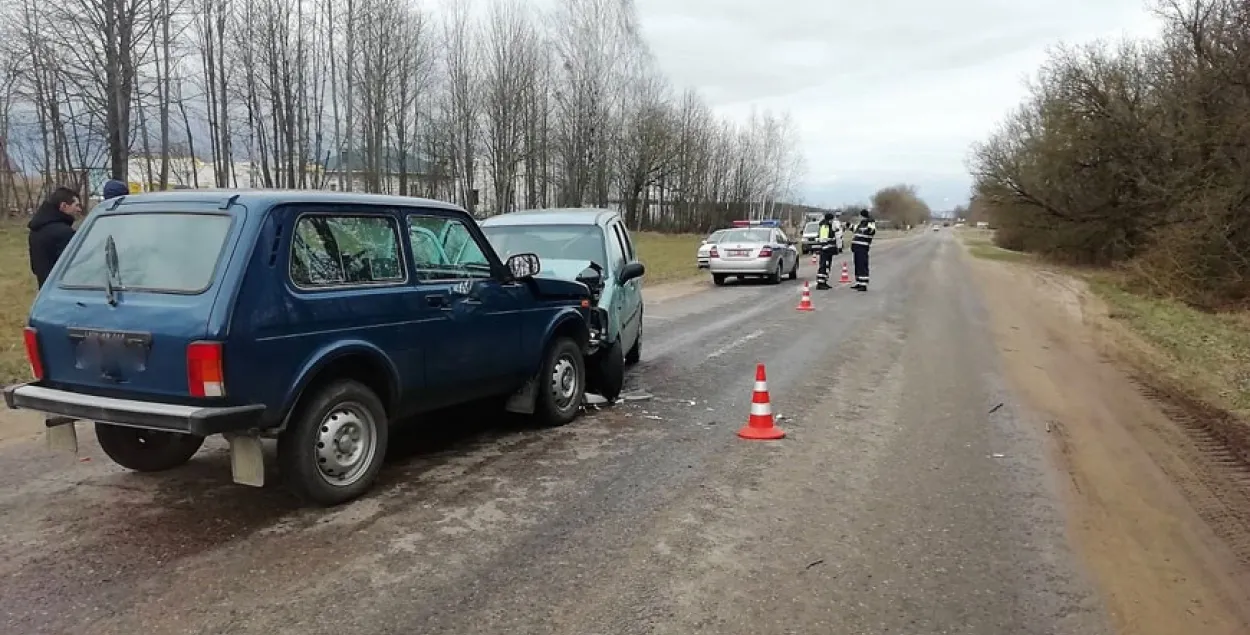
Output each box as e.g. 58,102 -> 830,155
527,307 -> 590,375
277,340 -> 401,430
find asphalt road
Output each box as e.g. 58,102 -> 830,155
0,231 -> 1110,635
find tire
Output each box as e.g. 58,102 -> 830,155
278,379 -> 389,506
588,338 -> 625,401
625,322 -> 642,365
788,257 -> 798,280
769,262 -> 782,284
712,274 -> 727,286
532,336 -> 585,427
95,423 -> 205,472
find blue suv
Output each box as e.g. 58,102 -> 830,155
4,190 -> 598,506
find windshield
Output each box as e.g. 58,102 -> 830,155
481,224 -> 607,267
720,228 -> 772,243
803,222 -> 819,233
59,213 -> 233,293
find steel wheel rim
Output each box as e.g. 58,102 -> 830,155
314,401 -> 378,487
550,355 -> 578,409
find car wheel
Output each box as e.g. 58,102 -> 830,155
769,261 -> 782,284
588,338 -> 625,401
278,379 -> 390,506
713,273 -> 727,286
95,423 -> 205,472
625,320 -> 642,365
533,336 -> 585,427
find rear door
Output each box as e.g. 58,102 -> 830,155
31,207 -> 244,400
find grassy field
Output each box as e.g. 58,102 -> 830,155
632,231 -> 704,283
0,223 -> 704,384
958,226 -> 1249,419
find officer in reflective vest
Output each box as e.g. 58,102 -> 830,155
815,212 -> 837,289
850,208 -> 876,291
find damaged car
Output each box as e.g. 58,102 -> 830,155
481,208 -> 645,402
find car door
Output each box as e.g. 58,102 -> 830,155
776,229 -> 797,271
405,210 -> 526,408
608,221 -> 642,351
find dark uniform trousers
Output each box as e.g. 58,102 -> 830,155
852,245 -> 869,288
817,242 -> 836,285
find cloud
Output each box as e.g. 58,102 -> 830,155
635,0 -> 1165,207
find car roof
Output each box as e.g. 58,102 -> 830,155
95,189 -> 466,215
478,207 -> 619,227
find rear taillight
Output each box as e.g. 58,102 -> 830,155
23,327 -> 42,380
187,341 -> 225,397
758,247 -> 773,258
709,246 -> 718,258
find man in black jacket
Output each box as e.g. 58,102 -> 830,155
28,186 -> 83,289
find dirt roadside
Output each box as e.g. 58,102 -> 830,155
967,254 -> 1250,635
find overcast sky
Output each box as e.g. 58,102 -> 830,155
634,0 -> 1165,209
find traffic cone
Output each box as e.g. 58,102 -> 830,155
839,262 -> 851,283
738,364 -> 785,440
796,281 -> 814,311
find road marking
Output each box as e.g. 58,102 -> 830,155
644,314 -> 673,322
707,329 -> 765,359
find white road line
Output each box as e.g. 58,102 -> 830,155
643,314 -> 673,322
706,329 -> 765,359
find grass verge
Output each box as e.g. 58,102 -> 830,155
1086,271 -> 1250,419
0,222 -> 35,384
957,228 -> 1032,263
632,232 -> 703,284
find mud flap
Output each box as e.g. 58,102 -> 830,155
44,417 -> 78,454
504,377 -> 537,415
225,433 -> 265,487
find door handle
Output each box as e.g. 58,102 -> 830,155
426,294 -> 450,309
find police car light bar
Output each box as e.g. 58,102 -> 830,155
730,219 -> 781,228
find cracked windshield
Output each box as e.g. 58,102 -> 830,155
0,0 -> 1248,634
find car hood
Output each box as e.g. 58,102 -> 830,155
536,258 -> 601,281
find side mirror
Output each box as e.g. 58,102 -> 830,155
618,261 -> 645,284
506,253 -> 542,279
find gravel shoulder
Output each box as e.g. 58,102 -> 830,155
967,254 -> 1250,635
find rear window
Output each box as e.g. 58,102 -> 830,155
720,229 -> 771,243
804,222 -> 819,232
59,213 -> 233,293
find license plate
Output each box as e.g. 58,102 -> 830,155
728,250 -> 749,257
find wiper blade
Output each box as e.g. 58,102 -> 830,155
103,235 -> 122,306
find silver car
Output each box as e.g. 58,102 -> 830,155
696,229 -> 728,268
708,227 -> 799,286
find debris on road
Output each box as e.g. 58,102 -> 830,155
584,393 -> 609,406
988,402 -> 1004,414
805,559 -> 825,570
621,392 -> 653,402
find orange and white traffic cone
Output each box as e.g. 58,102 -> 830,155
738,364 -> 785,440
839,262 -> 851,284
796,281 -> 814,312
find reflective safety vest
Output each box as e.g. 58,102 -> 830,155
818,224 -> 830,240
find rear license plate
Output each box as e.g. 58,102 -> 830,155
728,250 -> 749,257
69,328 -> 153,375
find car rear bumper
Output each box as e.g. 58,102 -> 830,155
3,383 -> 266,436
709,258 -> 777,275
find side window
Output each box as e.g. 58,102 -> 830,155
616,224 -> 636,261
605,223 -> 626,270
407,214 -> 492,282
290,214 -> 405,288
